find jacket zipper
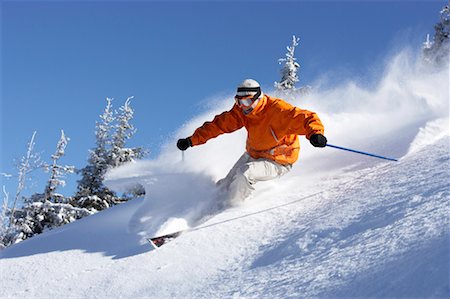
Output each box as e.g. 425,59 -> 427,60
269,126 -> 279,143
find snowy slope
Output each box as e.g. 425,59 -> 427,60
0,135 -> 448,298
1,51 -> 449,298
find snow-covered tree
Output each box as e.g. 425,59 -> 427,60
2,131 -> 91,247
0,186 -> 10,249
43,130 -> 75,203
2,132 -> 42,247
3,193 -> 92,246
110,97 -> 146,168
110,98 -> 147,199
10,131 -> 43,225
275,35 -> 301,92
74,97 -> 146,211
423,1 -> 450,65
75,98 -> 116,211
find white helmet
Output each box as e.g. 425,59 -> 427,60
235,79 -> 264,114
236,79 -> 263,98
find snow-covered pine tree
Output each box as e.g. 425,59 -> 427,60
44,130 -> 75,203
275,35 -> 301,92
1,132 -> 41,247
74,98 -> 117,211
109,97 -> 146,199
3,193 -> 91,246
2,132 -> 91,247
423,1 -> 450,65
74,97 -> 146,210
109,97 -> 146,168
109,97 -> 147,201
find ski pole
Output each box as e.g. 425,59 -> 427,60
326,144 -> 398,162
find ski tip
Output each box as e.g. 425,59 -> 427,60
146,238 -> 159,249
147,230 -> 185,249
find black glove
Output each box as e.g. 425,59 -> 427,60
310,134 -> 327,148
177,138 -> 192,151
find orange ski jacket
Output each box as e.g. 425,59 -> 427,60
189,95 -> 325,165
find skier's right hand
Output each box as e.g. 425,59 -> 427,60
177,138 -> 192,151
309,134 -> 327,148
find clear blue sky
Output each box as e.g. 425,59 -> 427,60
0,0 -> 444,197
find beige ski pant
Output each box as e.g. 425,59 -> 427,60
216,152 -> 292,206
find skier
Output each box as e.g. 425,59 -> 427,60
177,79 -> 327,206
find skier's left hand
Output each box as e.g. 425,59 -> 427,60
177,138 -> 192,151
310,134 -> 327,148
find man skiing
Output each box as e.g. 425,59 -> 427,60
177,79 -> 327,206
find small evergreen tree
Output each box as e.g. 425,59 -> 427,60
2,131 -> 91,247
74,98 -> 116,211
74,97 -> 146,211
4,193 -> 91,246
44,130 -> 75,203
110,97 -> 146,168
275,35 -> 301,92
109,97 -> 147,199
423,1 -> 450,65
1,132 -> 42,247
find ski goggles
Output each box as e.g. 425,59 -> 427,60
235,95 -> 256,108
235,87 -> 262,108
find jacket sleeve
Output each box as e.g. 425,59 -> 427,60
190,105 -> 245,146
278,102 -> 324,139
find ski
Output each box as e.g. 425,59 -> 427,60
147,202 -> 223,249
147,230 -> 185,248
146,192 -> 323,249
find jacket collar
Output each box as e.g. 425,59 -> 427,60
243,95 -> 268,119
